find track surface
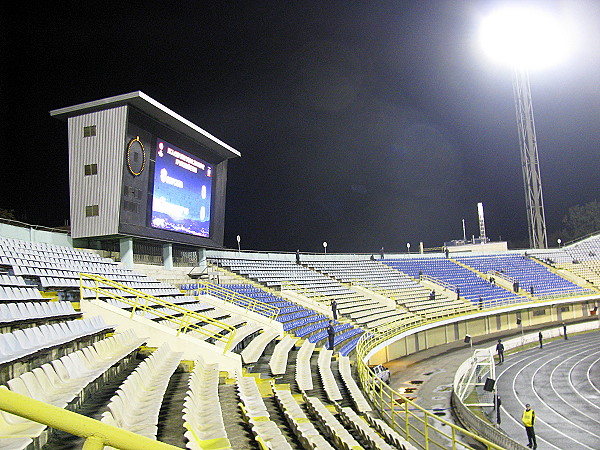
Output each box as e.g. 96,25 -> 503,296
496,331 -> 600,449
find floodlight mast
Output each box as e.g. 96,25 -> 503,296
512,67 -> 548,249
479,6 -> 560,250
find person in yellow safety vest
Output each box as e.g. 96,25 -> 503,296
522,404 -> 537,449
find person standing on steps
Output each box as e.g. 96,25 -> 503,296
522,404 -> 537,449
496,339 -> 505,364
296,249 -> 300,265
331,299 -> 337,321
327,320 -> 335,351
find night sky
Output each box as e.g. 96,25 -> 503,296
1,1 -> 599,253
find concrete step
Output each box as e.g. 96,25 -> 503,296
156,371 -> 189,447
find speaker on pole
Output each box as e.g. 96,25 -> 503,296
464,335 -> 471,343
516,317 -> 522,325
484,377 -> 496,392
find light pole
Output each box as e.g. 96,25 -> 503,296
236,235 -> 241,253
557,238 -> 562,248
480,6 -> 572,249
406,242 -> 411,254
323,241 -> 327,254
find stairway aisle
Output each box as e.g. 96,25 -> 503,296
156,370 -> 189,448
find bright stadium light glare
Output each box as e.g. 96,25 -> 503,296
479,6 -> 573,71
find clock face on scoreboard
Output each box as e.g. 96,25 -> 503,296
126,136 -> 146,176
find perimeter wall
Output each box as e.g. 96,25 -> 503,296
367,296 -> 600,365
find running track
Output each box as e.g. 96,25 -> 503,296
495,331 -> 600,449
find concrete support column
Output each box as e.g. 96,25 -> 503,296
163,243 -> 173,271
120,238 -> 134,268
198,248 -> 207,272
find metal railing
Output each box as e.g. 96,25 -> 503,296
280,280 -> 332,304
536,288 -> 596,301
452,350 -> 529,450
421,273 -> 458,292
348,278 -> 404,300
0,387 -> 179,450
486,269 -> 516,284
190,281 -> 280,321
355,323 -> 504,449
80,273 -> 237,353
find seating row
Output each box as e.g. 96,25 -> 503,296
0,301 -> 78,324
236,376 -> 293,449
241,329 -> 279,364
295,340 -> 315,391
335,405 -> 394,450
337,356 -> 371,412
0,275 -> 27,287
269,334 -> 298,376
317,349 -> 342,402
0,238 -> 111,260
363,414 -> 417,450
183,358 -> 231,449
456,254 -> 591,296
0,329 -> 145,450
0,286 -> 44,302
271,382 -> 335,449
303,393 -> 364,450
0,316 -> 112,365
101,343 -> 183,439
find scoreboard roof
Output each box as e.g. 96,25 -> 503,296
50,91 -> 241,160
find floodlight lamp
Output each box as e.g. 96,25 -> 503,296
479,6 -> 573,71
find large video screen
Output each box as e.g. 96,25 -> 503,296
150,139 -> 213,237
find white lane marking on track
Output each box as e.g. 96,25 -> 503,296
527,348 -> 600,442
505,350 -> 596,448
562,351 -> 600,414
496,336 -> 600,448
500,405 -> 562,450
498,354 -> 565,449
587,356 -> 600,395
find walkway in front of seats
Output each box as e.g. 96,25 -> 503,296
386,326 -> 600,450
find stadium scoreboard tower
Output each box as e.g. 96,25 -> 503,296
51,92 -> 240,260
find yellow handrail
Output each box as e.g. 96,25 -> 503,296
79,273 -> 237,353
0,388 -> 179,450
191,281 -> 279,320
356,324 -> 504,449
